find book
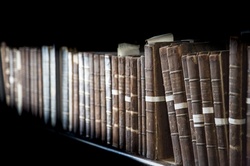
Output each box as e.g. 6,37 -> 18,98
144,36 -> 173,160
72,52 -> 79,134
0,43 -> 6,105
159,45 -> 182,165
37,48 -> 43,121
100,54 -> 106,143
111,55 -> 119,148
68,51 -> 73,132
50,46 -> 57,128
246,45 -> 250,166
105,53 -> 113,145
228,36 -> 247,166
78,52 -> 85,135
89,52 -> 95,139
84,52 -> 91,138
197,51 -> 219,165
59,46 -> 69,131
181,53 -> 198,165
209,50 -> 230,166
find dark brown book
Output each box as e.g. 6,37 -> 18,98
78,52 -> 85,136
144,40 -> 172,160
137,55 -> 142,155
72,52 -> 79,134
130,56 -> 140,154
100,54 -> 106,143
167,44 -> 195,165
125,55 -> 131,152
84,52 -> 91,138
229,36 -> 247,166
160,45 -> 182,165
94,53 -> 101,139
197,51 -> 219,166
105,53 -> 112,145
209,50 -> 229,166
118,55 -> 126,150
186,53 -> 208,166
140,55 -> 146,157
89,52 -> 95,139
68,51 -> 73,132
30,48 -> 38,117
181,54 -> 198,166
37,48 -> 43,121
111,55 -> 119,148
246,45 -> 250,166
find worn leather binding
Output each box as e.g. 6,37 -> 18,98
198,51 -> 219,166
144,41 -> 172,160
111,55 -> 119,148
159,45 -> 182,165
100,54 -> 106,143
246,45 -> 250,166
209,50 -> 229,166
229,36 -> 247,166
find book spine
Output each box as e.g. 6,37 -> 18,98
50,46 -> 57,127
68,51 -> 73,132
25,47 -> 31,114
229,36 -> 247,166
167,45 -> 195,165
42,46 -> 50,125
89,52 -> 95,139
137,55 -> 142,155
20,47 -> 27,114
140,55 -> 146,157
181,54 -> 198,166
145,43 -> 172,160
37,48 -> 43,121
125,56 -> 131,152
94,53 -> 101,140
14,49 -> 22,116
246,46 -> 250,166
84,52 -> 90,138
118,56 -> 126,150
100,54 -> 106,143
160,46 -> 182,165
112,55 -> 119,148
209,51 -> 229,166
78,52 -> 85,135
73,52 -> 79,134
187,53 -> 208,166
9,48 -> 15,109
30,48 -> 38,117
105,54 -> 112,145
198,52 -> 219,165
60,47 -> 69,131
130,56 -> 139,154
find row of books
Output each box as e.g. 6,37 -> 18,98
0,33 -> 249,166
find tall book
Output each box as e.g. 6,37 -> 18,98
1,43 -> 10,107
49,46 -> 57,127
209,50 -> 229,166
8,48 -> 15,109
197,51 -> 219,165
186,53 -> 208,166
159,45 -> 182,165
84,52 -> 90,138
140,55 -> 146,157
111,55 -> 119,148
144,33 -> 173,160
228,36 -> 247,166
105,53 -> 113,145
37,48 -> 43,121
181,54 -> 198,165
30,48 -> 38,117
246,45 -> 250,166
73,52 -> 79,134
59,46 -> 69,131
78,52 -> 85,136
100,54 -> 106,143
68,51 -> 73,132
89,52 -> 95,139
137,55 -> 142,155
94,53 -> 101,140
42,46 -> 50,125
0,44 -> 5,105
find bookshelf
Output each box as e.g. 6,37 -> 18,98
0,6 -> 249,165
